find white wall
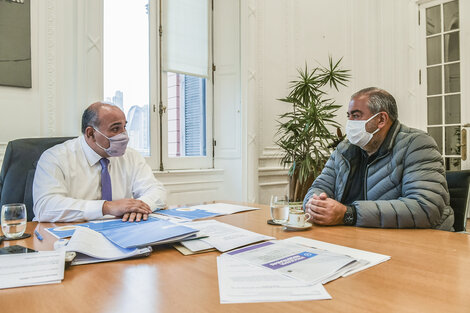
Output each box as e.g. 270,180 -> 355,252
0,0 -> 102,163
0,0 -> 429,206
241,0 -> 420,204
0,0 -> 236,207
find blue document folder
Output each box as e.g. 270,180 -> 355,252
157,207 -> 220,220
99,219 -> 199,249
46,218 -> 159,239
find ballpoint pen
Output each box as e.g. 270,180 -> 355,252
34,230 -> 43,241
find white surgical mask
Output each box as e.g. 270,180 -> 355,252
345,112 -> 381,148
93,127 -> 129,157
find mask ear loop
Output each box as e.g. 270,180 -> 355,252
367,112 -> 383,135
93,127 -> 111,151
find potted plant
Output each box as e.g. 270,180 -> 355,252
276,57 -> 350,203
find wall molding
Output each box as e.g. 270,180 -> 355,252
46,0 -> 57,136
154,168 -> 225,205
258,146 -> 288,204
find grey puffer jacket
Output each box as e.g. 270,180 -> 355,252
303,121 -> 454,230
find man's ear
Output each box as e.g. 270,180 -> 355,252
85,126 -> 95,139
378,112 -> 389,127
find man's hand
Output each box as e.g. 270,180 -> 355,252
102,199 -> 152,222
305,192 -> 347,225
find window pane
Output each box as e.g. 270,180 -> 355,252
445,126 -> 460,155
445,157 -> 461,171
427,66 -> 442,95
167,72 -> 206,157
445,94 -> 460,124
444,32 -> 459,62
443,0 -> 459,31
426,36 -> 441,66
426,5 -> 441,35
428,127 -> 442,154
427,96 -> 442,125
444,63 -> 460,93
104,0 -> 150,156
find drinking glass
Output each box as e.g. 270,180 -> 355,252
270,195 -> 289,224
1,203 -> 27,239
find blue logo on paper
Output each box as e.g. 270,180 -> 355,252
262,252 -> 317,270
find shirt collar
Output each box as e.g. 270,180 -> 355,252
80,135 -> 103,167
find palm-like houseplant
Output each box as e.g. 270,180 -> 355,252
276,57 -> 350,202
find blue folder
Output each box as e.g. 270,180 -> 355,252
99,219 -> 199,248
46,217 -> 198,248
157,207 -> 220,220
46,218 -> 159,239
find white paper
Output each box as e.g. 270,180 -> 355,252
284,236 -> 390,276
190,203 -> 259,214
184,220 -> 274,252
0,250 -> 65,289
181,238 -> 214,252
65,227 -> 152,265
217,254 -> 331,303
227,240 -> 356,285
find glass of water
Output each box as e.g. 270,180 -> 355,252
270,195 -> 289,224
1,203 -> 27,239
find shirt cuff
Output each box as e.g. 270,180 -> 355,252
83,200 -> 106,221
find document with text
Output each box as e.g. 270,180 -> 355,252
156,203 -> 260,221
181,220 -> 274,252
0,250 -> 65,289
284,236 -> 390,276
227,240 -> 357,285
217,254 -> 331,303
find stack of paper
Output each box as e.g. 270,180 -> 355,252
0,250 -> 65,289
226,241 -> 357,285
216,237 -> 391,303
217,254 -> 331,303
284,236 -> 391,277
65,227 -> 152,265
155,203 -> 259,221
176,220 -> 274,253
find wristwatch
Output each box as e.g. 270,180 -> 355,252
343,204 -> 357,226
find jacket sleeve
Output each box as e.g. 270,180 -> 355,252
303,151 -> 338,209
354,133 -> 451,229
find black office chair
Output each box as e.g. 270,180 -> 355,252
0,137 -> 75,221
445,170 -> 470,232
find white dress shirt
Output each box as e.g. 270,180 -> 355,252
33,136 -> 166,222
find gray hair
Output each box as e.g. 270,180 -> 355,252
351,87 -> 398,121
81,102 -> 106,134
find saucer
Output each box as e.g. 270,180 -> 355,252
282,222 -> 312,231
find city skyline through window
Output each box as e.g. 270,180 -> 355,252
103,0 -> 150,155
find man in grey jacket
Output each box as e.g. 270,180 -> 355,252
303,87 -> 454,230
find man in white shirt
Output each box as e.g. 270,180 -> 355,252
33,102 -> 166,222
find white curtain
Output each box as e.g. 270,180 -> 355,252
162,0 -> 209,78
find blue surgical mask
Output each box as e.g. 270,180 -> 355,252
93,127 -> 129,157
345,113 -> 381,148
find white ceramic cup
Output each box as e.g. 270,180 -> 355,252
287,209 -> 311,227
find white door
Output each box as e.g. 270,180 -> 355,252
419,0 -> 470,170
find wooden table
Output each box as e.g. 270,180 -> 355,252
1,203 -> 470,313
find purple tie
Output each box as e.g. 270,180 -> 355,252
99,158 -> 112,201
